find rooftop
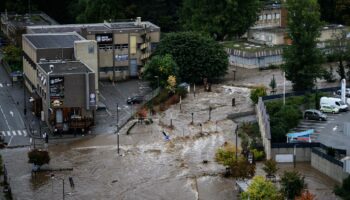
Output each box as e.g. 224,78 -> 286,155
38,61 -> 93,75
23,32 -> 84,49
27,20 -> 160,35
1,12 -> 58,28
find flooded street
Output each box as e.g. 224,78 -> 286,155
2,128 -> 238,200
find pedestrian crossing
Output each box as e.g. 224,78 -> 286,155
1,130 -> 27,137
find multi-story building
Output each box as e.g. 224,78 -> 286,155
0,11 -> 58,45
26,17 -> 160,80
22,32 -> 97,131
36,61 -> 96,132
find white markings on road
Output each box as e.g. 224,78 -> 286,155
9,111 -> 14,117
100,94 -> 106,100
8,136 -> 13,146
0,83 -> 2,87
0,104 -> 11,130
333,125 -> 338,131
106,109 -> 112,116
1,130 -> 28,137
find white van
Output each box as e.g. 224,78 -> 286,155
320,97 -> 348,111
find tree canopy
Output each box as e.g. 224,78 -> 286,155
180,0 -> 261,40
154,32 -> 228,84
282,0 -> 323,91
280,171 -> 306,200
142,54 -> 179,88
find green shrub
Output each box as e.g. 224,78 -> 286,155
334,175 -> 350,199
251,149 -> 265,161
250,86 -> 267,104
175,87 -> 188,98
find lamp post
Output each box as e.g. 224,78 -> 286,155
235,124 -> 238,161
154,75 -> 159,89
116,103 -> 120,155
23,74 -> 27,116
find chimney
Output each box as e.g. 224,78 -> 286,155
135,17 -> 142,26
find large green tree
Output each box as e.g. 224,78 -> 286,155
282,0 -> 323,91
241,176 -> 283,200
180,0 -> 261,40
154,32 -> 228,84
142,54 -> 179,88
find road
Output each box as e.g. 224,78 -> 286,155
0,63 -> 29,147
93,80 -> 152,134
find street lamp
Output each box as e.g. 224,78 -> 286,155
50,174 -> 74,200
116,103 -> 120,155
154,75 -> 160,89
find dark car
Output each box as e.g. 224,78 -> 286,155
127,96 -> 144,104
304,109 -> 327,121
336,89 -> 350,97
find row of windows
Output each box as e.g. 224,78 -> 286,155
258,13 -> 280,21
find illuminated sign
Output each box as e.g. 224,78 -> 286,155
95,33 -> 113,44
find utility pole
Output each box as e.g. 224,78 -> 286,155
112,33 -> 116,83
23,79 -> 27,115
117,103 -> 120,155
235,124 -> 238,161
209,106 -> 212,121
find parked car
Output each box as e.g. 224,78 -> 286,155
320,105 -> 339,114
320,97 -> 348,111
304,109 -> 327,121
127,96 -> 144,104
336,88 -> 350,97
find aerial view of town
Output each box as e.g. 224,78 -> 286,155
0,0 -> 349,199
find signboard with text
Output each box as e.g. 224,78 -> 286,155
95,33 -> 113,44
50,77 -> 64,100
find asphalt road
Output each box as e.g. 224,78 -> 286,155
93,79 -> 152,134
0,64 -> 29,147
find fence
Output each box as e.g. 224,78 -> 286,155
118,87 -> 160,131
262,87 -> 340,101
256,97 -> 271,159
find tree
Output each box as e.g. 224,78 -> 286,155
154,32 -> 228,84
166,75 -> 177,94
269,74 -> 277,94
282,0 -> 323,91
142,54 -> 179,88
180,0 -> 261,40
334,175 -> 350,200
3,45 -> 22,72
327,30 -> 350,80
263,159 -> 278,177
296,190 -> 316,200
28,149 -> 50,169
250,85 -> 267,104
215,142 -> 255,179
335,0 -> 350,25
280,171 -> 306,200
241,176 -> 283,200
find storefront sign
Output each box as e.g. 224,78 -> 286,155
95,33 -> 113,44
50,77 -> 64,98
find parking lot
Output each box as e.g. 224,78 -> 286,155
294,109 -> 350,151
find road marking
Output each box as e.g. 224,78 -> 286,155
12,130 -> 16,136
0,104 -> 11,130
99,94 -> 106,100
106,109 -> 112,116
23,130 -> 27,137
333,125 -> 338,131
8,136 -> 13,146
0,83 -> 2,87
9,111 -> 14,117
1,131 -> 4,136
6,131 -> 10,136
17,130 -> 22,136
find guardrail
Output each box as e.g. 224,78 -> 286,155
262,87 -> 339,101
312,147 -> 344,167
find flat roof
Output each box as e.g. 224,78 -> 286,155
23,33 -> 84,49
38,61 -> 93,75
1,12 -> 58,28
27,21 -> 160,35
